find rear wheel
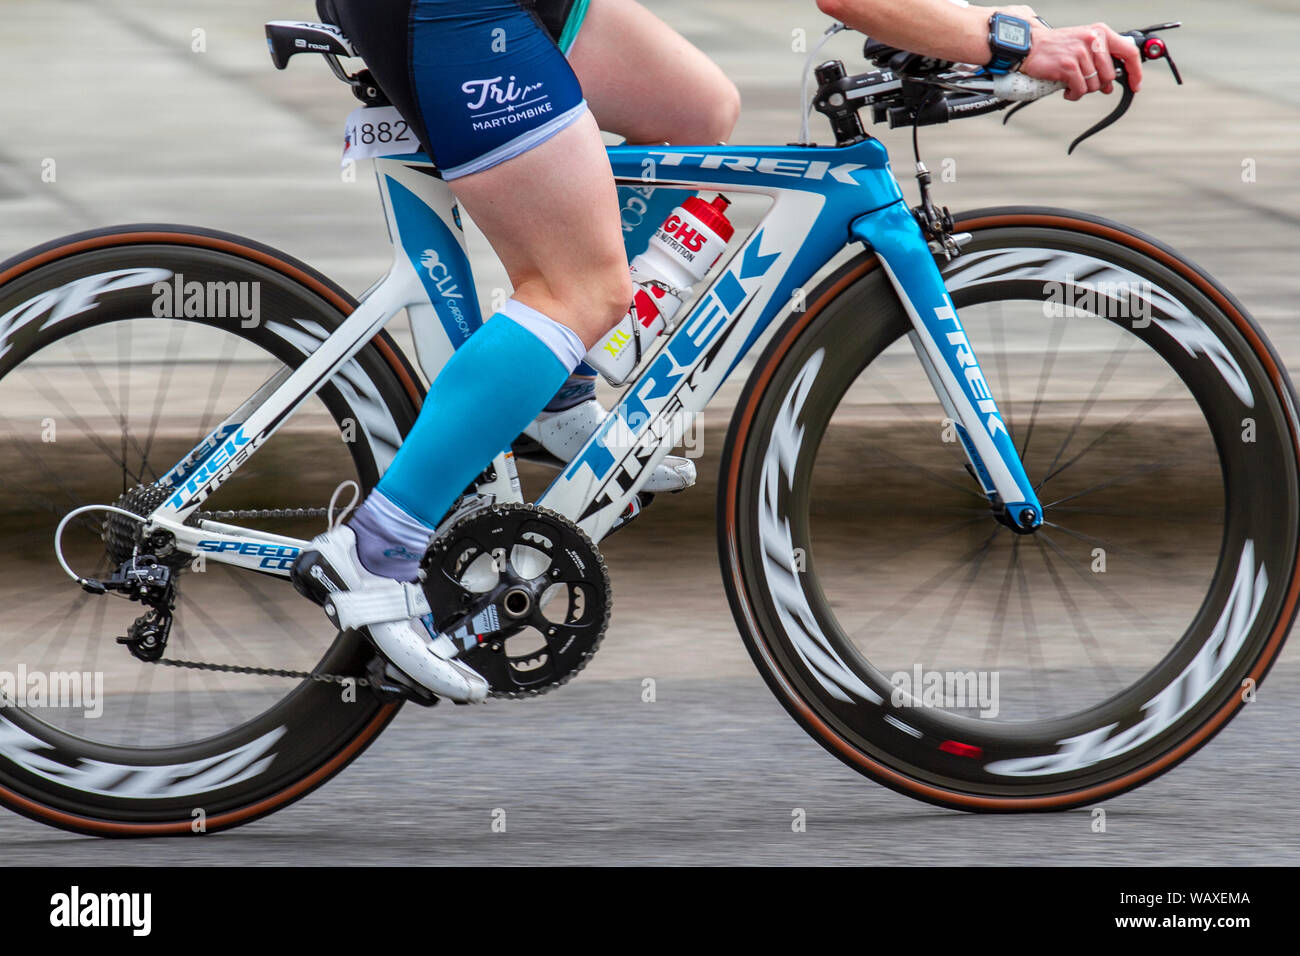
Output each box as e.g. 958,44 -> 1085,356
0,226 -> 421,834
720,208 -> 1300,810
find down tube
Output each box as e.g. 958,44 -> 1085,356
538,140 -> 907,540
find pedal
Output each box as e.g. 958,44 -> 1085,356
364,656 -> 438,707
290,548 -> 347,608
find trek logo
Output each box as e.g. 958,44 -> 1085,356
935,305 -> 1009,439
647,150 -> 865,185
196,539 -> 300,571
571,229 -> 779,486
165,427 -> 253,509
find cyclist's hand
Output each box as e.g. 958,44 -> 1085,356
1021,22 -> 1143,101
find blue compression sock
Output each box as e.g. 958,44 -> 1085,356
370,302 -> 582,539
545,363 -> 597,412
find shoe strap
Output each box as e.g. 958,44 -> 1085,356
324,581 -> 430,631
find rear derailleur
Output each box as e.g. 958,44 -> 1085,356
84,549 -> 178,663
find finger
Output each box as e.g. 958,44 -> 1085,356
1088,27 -> 1117,94
1107,28 -> 1143,91
1061,59 -> 1087,101
1078,49 -> 1101,95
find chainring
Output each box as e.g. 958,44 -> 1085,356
421,502 -> 611,699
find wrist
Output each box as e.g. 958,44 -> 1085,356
986,11 -> 1034,71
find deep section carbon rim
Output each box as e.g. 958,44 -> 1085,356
0,229 -> 417,833
722,210 -> 1300,808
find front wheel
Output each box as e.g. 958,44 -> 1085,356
720,208 -> 1300,810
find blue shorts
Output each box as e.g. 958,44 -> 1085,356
324,0 -> 588,179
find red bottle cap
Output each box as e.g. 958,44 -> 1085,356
680,195 -> 734,242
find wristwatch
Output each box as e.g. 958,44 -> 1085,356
987,12 -> 1033,73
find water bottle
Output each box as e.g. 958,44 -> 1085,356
586,195 -> 735,385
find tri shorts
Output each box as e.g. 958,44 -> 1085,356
321,0 -> 591,179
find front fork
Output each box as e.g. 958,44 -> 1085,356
850,200 -> 1042,531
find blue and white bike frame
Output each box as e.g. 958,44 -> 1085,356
143,133 -> 1043,575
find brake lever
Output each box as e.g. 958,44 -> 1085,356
1067,64 -> 1135,153
1066,22 -> 1183,154
1002,99 -> 1034,125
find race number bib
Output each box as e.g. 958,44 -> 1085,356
341,105 -> 419,166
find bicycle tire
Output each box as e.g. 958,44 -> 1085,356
719,207 -> 1300,810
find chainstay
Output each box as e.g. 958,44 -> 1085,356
139,503 -> 611,700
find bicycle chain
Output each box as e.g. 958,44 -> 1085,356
148,656 -> 370,688
141,504 -> 366,686
197,506 -> 332,521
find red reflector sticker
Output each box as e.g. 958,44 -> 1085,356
939,740 -> 983,759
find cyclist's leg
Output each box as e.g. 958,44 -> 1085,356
568,0 -> 741,146
535,0 -> 741,412
320,0 -> 630,575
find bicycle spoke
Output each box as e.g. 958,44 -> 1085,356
195,333 -> 243,443
139,321 -> 190,481
63,336 -> 153,482
1032,535 -> 1121,693
1048,504 -> 1221,523
845,523 -> 1003,647
862,443 -> 986,502
1042,458 -> 1185,510
1040,519 -> 1179,569
980,537 -> 1019,672
1036,333 -> 1136,489
24,372 -> 147,487
1012,538 -> 1051,720
1038,379 -> 1185,489
1035,529 -> 1162,636
1017,313 -> 1067,461
917,525 -> 1000,663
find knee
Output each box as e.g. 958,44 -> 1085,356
711,80 -> 742,143
678,79 -> 741,144
543,261 -> 633,348
591,267 -> 635,335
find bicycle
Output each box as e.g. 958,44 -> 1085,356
0,17 -> 1293,836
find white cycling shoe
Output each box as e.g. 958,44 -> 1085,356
291,525 -> 490,703
522,398 -> 696,493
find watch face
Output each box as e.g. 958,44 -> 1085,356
997,20 -> 1029,49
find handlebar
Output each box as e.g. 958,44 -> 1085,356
811,22 -> 1183,152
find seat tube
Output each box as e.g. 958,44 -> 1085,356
850,201 -> 1043,530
